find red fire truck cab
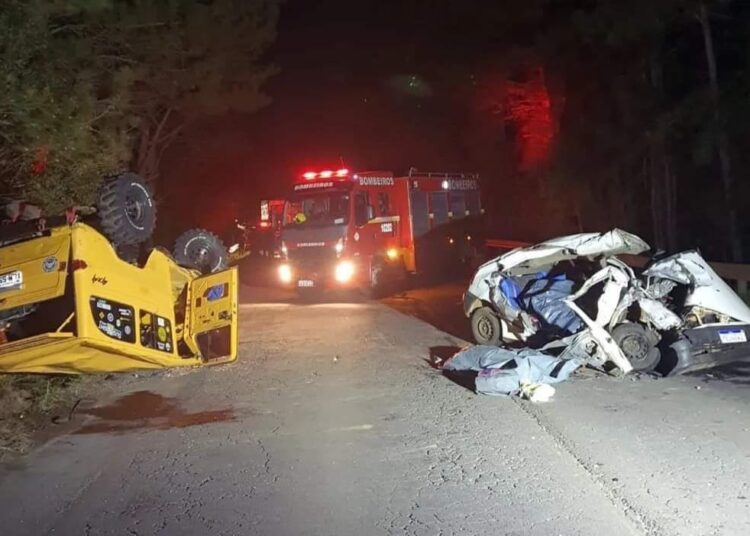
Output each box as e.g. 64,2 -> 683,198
278,168 -> 484,294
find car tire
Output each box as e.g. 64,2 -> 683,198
173,229 -> 228,274
611,323 -> 661,372
471,306 -> 502,346
97,173 -> 156,246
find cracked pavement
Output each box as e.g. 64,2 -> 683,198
1,283 -> 749,535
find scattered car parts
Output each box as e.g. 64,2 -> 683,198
464,229 -> 750,376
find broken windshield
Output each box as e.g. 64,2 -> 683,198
284,192 -> 350,228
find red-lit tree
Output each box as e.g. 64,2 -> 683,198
504,67 -> 554,173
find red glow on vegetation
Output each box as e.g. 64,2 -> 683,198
505,67 -> 554,171
31,147 -> 48,175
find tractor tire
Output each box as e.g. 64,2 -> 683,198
173,229 -> 228,274
611,323 -> 661,372
96,173 -> 156,246
471,306 -> 502,346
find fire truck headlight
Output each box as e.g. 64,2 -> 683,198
281,241 -> 288,256
386,248 -> 398,261
334,260 -> 355,283
334,238 -> 344,254
278,264 -> 293,283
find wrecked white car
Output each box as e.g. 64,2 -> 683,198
463,229 -> 750,376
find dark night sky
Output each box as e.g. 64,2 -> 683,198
161,1 -> 512,233
154,0 -> 750,260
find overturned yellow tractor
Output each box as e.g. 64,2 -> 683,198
0,174 -> 237,374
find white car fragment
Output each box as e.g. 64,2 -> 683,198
644,251 -> 750,324
464,230 -> 750,376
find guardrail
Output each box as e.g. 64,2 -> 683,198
485,239 -> 750,295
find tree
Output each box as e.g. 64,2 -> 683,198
0,0 -> 280,213
0,1 -> 130,213
91,0 -> 280,187
698,1 -> 742,263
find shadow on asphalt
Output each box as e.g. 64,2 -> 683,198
427,345 -> 477,392
429,345 -> 463,364
691,361 -> 750,386
441,370 -> 478,392
381,281 -> 474,342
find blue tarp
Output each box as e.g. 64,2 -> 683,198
442,346 -> 582,396
498,272 -> 583,335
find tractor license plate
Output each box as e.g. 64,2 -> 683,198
0,270 -> 22,291
719,328 -> 747,344
298,279 -> 314,288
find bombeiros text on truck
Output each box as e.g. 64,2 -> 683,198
278,167 -> 484,295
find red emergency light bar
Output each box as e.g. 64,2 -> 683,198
302,169 -> 350,180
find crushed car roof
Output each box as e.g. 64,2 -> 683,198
495,229 -> 650,275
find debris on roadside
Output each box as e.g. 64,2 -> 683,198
441,345 -> 582,399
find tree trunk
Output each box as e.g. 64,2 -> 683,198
663,155 -> 677,252
649,142 -> 665,250
699,3 -> 743,265
647,50 -> 678,253
135,108 -> 178,186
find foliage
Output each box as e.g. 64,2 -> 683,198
0,0 -> 280,213
0,1 -> 130,213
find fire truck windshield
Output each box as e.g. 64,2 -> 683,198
284,191 -> 350,228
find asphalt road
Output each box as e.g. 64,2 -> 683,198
1,279 -> 749,535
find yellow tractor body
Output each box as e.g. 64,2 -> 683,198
0,223 -> 238,374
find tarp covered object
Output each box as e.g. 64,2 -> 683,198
518,275 -> 583,335
442,346 -> 583,397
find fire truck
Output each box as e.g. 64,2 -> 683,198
278,168 -> 483,294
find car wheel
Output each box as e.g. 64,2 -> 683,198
97,173 -> 156,246
471,306 -> 502,346
611,323 -> 661,372
173,229 -> 228,274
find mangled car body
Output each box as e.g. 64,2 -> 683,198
463,229 -> 750,375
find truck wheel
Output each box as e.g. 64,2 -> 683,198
367,258 -> 405,299
97,173 -> 156,246
611,323 -> 661,372
173,229 -> 228,273
367,260 -> 387,299
471,306 -> 501,346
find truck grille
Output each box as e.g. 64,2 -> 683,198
290,247 -> 336,273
